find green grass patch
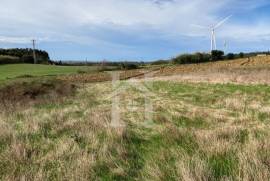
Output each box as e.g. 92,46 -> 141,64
152,81 -> 270,108
235,129 -> 249,144
91,125 -> 199,180
174,116 -> 209,129
0,136 -> 12,153
258,112 -> 270,123
0,64 -> 101,81
208,151 -> 238,180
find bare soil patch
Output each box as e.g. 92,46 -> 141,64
58,69 -> 157,83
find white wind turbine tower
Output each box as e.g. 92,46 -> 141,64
192,15 -> 232,52
224,40 -> 228,53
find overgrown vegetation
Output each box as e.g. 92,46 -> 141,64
150,59 -> 170,65
119,62 -> 139,70
0,79 -> 76,110
0,78 -> 269,180
172,52 -> 212,64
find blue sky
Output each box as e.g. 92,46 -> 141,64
0,0 -> 270,61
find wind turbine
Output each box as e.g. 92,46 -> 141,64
192,15 -> 232,52
224,40 -> 227,53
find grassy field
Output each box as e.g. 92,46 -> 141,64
0,78 -> 269,180
0,64 -> 103,81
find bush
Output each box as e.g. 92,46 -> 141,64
21,55 -> 34,64
195,52 -> 211,63
0,55 -> 20,64
211,50 -> 224,61
226,53 -> 235,60
173,54 -> 192,64
239,52 -> 244,58
151,60 -> 170,65
120,63 -> 139,70
173,52 -> 211,64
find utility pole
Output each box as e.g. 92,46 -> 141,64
32,39 -> 37,64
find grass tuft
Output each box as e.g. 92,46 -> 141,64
208,151 -> 238,180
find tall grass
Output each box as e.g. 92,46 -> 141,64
0,80 -> 269,180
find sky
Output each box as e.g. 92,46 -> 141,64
0,0 -> 270,61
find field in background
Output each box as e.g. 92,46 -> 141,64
55,56 -> 270,85
0,64 -> 107,81
2,56 -> 270,84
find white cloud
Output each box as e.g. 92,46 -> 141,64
0,0 -> 269,50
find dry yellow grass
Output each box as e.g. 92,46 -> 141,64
0,78 -> 269,180
145,56 -> 270,85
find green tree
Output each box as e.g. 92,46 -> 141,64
226,53 -> 235,60
239,52 -> 244,58
211,50 -> 224,61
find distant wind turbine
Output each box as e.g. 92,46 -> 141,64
224,40 -> 227,53
192,15 -> 232,52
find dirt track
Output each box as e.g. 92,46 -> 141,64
60,56 -> 270,85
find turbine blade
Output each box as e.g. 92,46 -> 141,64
190,24 -> 209,29
214,15 -> 232,29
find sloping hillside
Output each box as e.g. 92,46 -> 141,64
156,56 -> 270,76
144,56 -> 270,85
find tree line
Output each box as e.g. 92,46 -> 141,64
173,51 -> 237,64
171,51 -> 269,65
0,48 -> 50,64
